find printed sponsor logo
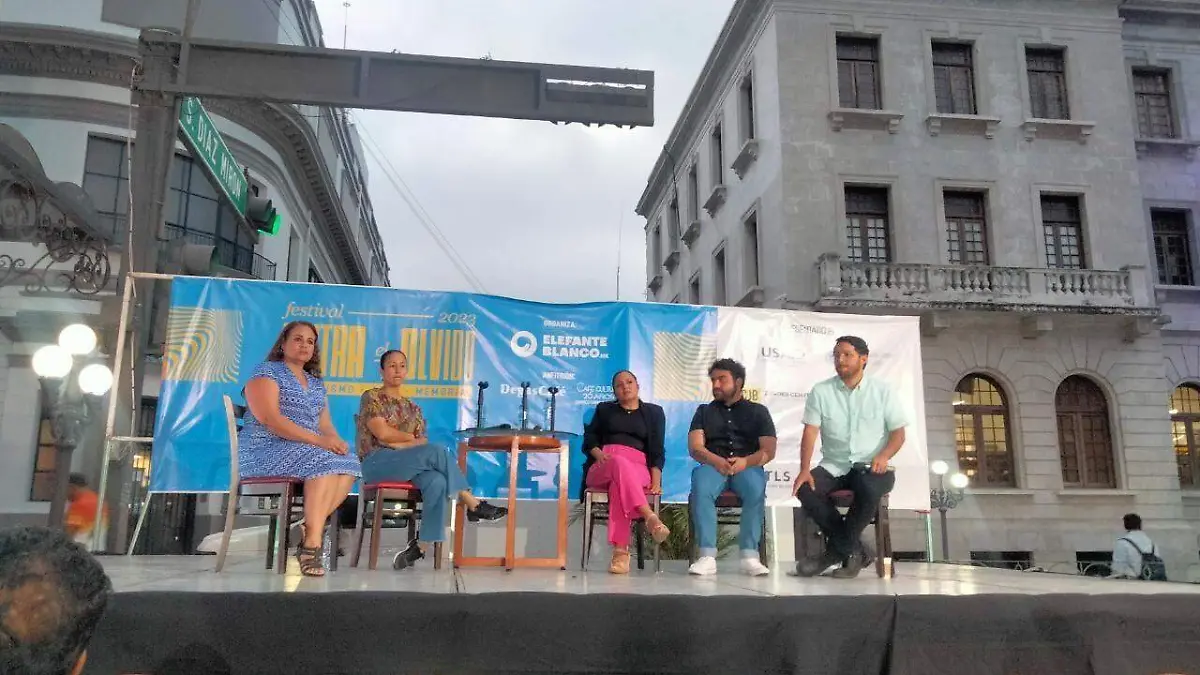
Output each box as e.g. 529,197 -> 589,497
759,346 -> 807,361
544,371 -> 576,381
509,330 -> 610,360
510,330 -> 538,358
576,382 -> 614,402
499,383 -> 559,397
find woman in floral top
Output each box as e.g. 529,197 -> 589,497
356,349 -> 506,569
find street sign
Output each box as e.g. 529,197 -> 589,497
178,96 -> 248,216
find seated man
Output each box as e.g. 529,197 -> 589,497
0,526 -> 112,675
794,336 -> 907,579
688,358 -> 777,577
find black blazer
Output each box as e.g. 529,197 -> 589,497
579,400 -> 666,500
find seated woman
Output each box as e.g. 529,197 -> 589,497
356,349 -> 507,570
239,321 -> 360,577
582,370 -> 670,574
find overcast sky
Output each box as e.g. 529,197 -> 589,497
309,0 -> 733,303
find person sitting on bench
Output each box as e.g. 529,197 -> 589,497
793,336 -> 907,579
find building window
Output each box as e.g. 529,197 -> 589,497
687,163 -> 701,223
1152,209 -> 1193,286
650,221 -> 662,269
689,272 -> 701,305
165,155 -> 258,273
837,36 -> 882,109
845,186 -> 891,263
1132,69 -> 1176,139
1041,195 -> 1085,269
713,248 -> 727,306
30,387 -> 58,502
1056,375 -> 1116,489
743,211 -> 760,288
82,136 -> 130,242
953,375 -> 1015,487
1026,47 -> 1069,120
944,191 -> 989,265
738,72 -> 756,142
932,41 -> 977,115
1170,384 -> 1200,488
308,263 -> 323,284
710,123 -> 724,187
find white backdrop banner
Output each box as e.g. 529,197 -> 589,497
715,308 -> 931,511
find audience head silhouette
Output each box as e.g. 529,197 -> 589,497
0,526 -> 111,675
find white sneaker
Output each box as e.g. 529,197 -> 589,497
741,558 -> 770,577
688,556 -> 717,576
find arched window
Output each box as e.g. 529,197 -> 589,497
1169,384 -> 1200,488
953,374 -> 1015,487
1056,376 -> 1116,488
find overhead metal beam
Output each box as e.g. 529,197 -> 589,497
138,31 -> 655,127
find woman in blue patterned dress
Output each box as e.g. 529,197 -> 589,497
239,321 -> 361,577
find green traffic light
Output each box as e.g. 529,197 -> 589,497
262,212 -> 282,235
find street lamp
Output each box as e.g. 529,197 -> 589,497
929,460 -> 969,561
32,324 -> 113,531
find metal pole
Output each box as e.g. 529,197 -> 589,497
92,277 -> 135,551
48,440 -> 77,530
923,511 -> 935,562
939,508 -> 949,562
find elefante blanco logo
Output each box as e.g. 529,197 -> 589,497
509,330 -> 609,359
510,331 -> 537,358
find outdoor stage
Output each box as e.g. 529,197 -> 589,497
88,555 -> 1200,675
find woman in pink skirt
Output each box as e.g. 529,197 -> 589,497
582,370 -> 670,574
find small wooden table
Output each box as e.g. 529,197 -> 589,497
452,433 -> 571,570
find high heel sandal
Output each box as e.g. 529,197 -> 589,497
295,545 -> 325,577
609,549 -> 631,575
646,516 -> 671,544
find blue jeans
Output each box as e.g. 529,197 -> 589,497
361,443 -> 469,543
690,463 -> 766,558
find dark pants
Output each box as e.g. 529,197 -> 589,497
796,466 -> 894,560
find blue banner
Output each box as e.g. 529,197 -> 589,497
151,277 -> 932,510
152,278 -> 712,502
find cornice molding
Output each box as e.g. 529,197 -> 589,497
636,0 -> 769,218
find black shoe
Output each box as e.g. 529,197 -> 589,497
832,552 -> 864,579
467,501 -> 508,522
392,541 -> 424,570
794,550 -> 841,578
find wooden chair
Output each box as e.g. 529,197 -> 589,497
351,479 -> 443,570
686,491 -> 769,565
580,488 -> 662,572
214,394 -> 303,574
793,490 -> 893,578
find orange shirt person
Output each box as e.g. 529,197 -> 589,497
65,474 -> 108,547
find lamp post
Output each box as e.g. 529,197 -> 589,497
929,460 -> 969,562
32,324 -> 114,531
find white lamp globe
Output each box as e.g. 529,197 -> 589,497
32,345 -> 73,379
78,363 -> 114,396
930,460 -> 949,476
950,473 -> 970,490
58,324 -> 97,356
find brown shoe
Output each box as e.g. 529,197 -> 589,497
609,548 -> 631,574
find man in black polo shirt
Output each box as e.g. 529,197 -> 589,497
687,358 -> 777,576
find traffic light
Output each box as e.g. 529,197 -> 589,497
247,194 -> 281,235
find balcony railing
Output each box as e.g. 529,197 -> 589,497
161,225 -> 277,280
816,253 -> 1153,312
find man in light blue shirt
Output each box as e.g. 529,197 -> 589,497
793,335 -> 907,578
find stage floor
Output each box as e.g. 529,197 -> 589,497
98,553 -> 1200,596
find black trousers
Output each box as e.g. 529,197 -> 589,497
796,466 -> 894,560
